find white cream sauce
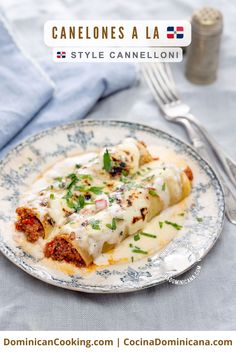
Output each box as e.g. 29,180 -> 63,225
15,142 -> 192,273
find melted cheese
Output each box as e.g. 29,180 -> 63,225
16,141 -> 192,270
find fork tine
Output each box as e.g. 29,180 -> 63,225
141,64 -> 165,109
153,63 -> 179,101
162,63 -> 178,95
142,63 -> 173,105
142,63 -> 180,110
150,63 -> 175,102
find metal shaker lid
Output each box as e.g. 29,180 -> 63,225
192,7 -> 223,36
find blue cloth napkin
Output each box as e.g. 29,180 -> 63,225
0,16 -> 54,151
0,16 -> 137,153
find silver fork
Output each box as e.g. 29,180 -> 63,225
142,63 -> 236,186
141,62 -> 236,224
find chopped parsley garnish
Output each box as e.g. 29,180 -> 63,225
74,185 -> 103,194
196,217 -> 203,222
74,185 -> 87,192
149,189 -> 158,197
79,174 -> 92,181
122,170 -> 129,177
143,174 -> 155,182
106,218 -> 117,231
131,171 -> 142,179
134,231 -> 157,240
140,231 -> 157,238
108,196 -> 115,204
132,249 -> 148,255
67,173 -> 77,179
66,174 -> 79,189
66,194 -> 93,212
66,199 -> 76,209
129,243 -> 148,255
77,195 -> 85,209
120,175 -> 129,183
178,212 -> 185,217
131,256 -> 134,263
64,172 -> 93,198
162,182 -> 166,191
165,220 -> 182,230
89,219 -> 101,230
62,190 -> 73,199
159,221 -> 164,229
75,164 -> 82,169
88,157 -> 97,163
54,176 -> 63,182
115,217 -> 124,222
103,149 -> 112,172
89,186 -> 103,195
50,193 -> 55,200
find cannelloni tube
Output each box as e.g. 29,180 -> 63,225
15,138 -> 193,268
15,207 -> 54,243
44,166 -> 191,266
15,138 -> 152,243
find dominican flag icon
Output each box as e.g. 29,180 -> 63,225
167,26 -> 184,39
57,51 -> 66,58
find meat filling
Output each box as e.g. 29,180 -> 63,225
184,166 -> 194,181
15,207 -> 45,243
44,236 -> 85,267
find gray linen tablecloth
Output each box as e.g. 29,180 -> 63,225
0,0 -> 236,330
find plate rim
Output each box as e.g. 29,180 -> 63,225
0,119 -> 225,293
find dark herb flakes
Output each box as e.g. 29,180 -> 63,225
196,217 -> 203,222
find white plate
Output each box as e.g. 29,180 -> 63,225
0,120 -> 225,293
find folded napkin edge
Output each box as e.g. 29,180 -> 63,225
0,13 -> 55,91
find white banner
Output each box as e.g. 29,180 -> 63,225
44,20 -> 191,47
0,331 -> 234,354
52,47 -> 182,62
